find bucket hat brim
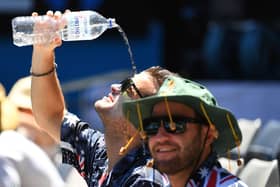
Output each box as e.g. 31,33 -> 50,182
123,76 -> 242,155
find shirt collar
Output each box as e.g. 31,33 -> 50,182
188,152 -> 219,186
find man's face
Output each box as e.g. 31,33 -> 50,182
94,71 -> 158,119
147,101 -> 207,175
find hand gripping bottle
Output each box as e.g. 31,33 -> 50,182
12,10 -> 119,47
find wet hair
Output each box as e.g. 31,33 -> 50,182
144,66 -> 180,87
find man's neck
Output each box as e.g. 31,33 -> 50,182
168,148 -> 212,187
102,116 -> 142,171
168,169 -> 192,187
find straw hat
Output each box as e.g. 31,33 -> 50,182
8,76 -> 32,109
0,83 -> 5,100
0,83 -> 19,131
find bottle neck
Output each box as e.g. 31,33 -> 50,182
108,18 -> 119,29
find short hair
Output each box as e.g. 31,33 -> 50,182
144,66 -> 179,87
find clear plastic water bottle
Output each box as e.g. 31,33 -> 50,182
12,10 -> 119,47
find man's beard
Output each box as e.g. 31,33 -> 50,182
152,135 -> 203,175
154,153 -> 198,175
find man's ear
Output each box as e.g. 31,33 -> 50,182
204,124 -> 219,146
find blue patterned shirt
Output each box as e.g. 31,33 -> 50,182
186,153 -> 248,187
60,112 -> 170,187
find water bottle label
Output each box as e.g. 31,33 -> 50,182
63,13 -> 91,41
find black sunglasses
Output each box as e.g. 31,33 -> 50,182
120,77 -> 143,98
142,116 -> 205,136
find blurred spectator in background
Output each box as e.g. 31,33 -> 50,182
0,156 -> 21,187
0,81 -> 64,187
0,82 -> 19,135
7,76 -> 60,162
0,83 -> 20,187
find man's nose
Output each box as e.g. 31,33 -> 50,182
152,125 -> 171,143
155,124 -> 170,137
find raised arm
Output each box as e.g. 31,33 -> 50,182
31,11 -> 66,142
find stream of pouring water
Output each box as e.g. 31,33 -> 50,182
116,25 -> 137,76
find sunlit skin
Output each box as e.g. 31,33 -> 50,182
94,71 -> 159,170
148,101 -> 216,187
95,71 -> 158,114
95,71 -> 159,123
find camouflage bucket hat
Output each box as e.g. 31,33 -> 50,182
122,76 -> 242,155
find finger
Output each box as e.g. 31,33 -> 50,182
64,9 -> 71,14
52,37 -> 63,48
46,10 -> 54,17
32,12 -> 38,17
54,11 -> 62,19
